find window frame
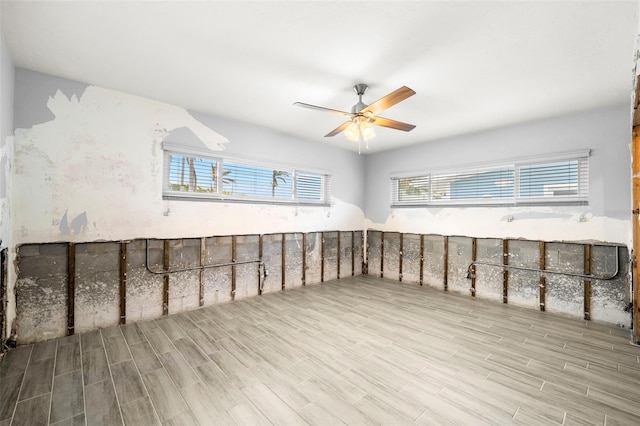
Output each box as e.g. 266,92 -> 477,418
390,150 -> 590,208
162,147 -> 331,206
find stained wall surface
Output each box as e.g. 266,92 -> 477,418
366,230 -> 631,329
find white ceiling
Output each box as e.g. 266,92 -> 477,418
1,1 -> 638,154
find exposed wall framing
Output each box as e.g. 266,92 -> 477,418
366,230 -> 630,329
14,230 -> 363,344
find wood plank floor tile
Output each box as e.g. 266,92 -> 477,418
172,337 -> 210,367
241,382 -> 306,425
82,348 -> 110,386
194,362 -> 248,411
31,340 -> 57,362
80,330 -> 103,353
54,341 -> 80,377
208,349 -> 259,388
143,327 -> 175,355
157,351 -> 200,389
141,369 -> 188,422
162,410 -> 199,426
84,378 -> 122,426
183,327 -> 221,356
110,360 -> 147,404
120,397 -> 160,426
103,334 -> 132,365
157,318 -> 186,341
49,413 -> 85,426
226,403 -> 272,426
11,393 -> 50,426
0,374 -> 23,422
0,346 -> 32,379
120,323 -> 147,346
129,342 -> 163,374
49,370 -> 84,424
18,357 -> 54,400
297,402 -> 347,426
179,382 -> 234,426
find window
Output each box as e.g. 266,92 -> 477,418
164,151 -> 330,205
391,150 -> 589,207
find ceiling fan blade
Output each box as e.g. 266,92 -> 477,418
371,116 -> 416,132
325,121 -> 352,137
361,86 -> 416,116
293,102 -> 353,117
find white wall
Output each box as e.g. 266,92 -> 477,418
363,105 -> 632,246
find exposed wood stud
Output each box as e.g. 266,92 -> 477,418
362,231 -> 368,275
231,236 -> 237,301
302,233 -> 306,286
502,239 -> 509,304
443,236 -> 449,291
258,234 -> 263,295
539,241 -> 546,312
470,238 -> 477,297
584,244 -> 592,321
281,233 -> 286,291
163,240 -> 170,315
119,242 -> 127,324
419,234 -> 424,286
351,231 -> 355,277
321,232 -> 325,283
337,231 -> 341,279
398,233 -> 404,282
67,242 -> 76,336
199,238 -> 205,307
380,231 -> 385,278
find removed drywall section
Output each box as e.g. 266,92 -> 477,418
364,105 -> 632,246
16,243 -> 68,343
125,240 -> 164,323
74,242 -> 120,334
473,239 -> 504,302
13,231 -> 364,344
367,230 -> 631,329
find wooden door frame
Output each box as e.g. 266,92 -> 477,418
632,77 -> 640,342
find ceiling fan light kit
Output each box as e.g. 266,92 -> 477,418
294,83 -> 416,153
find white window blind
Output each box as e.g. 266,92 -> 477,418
164,150 -> 330,205
391,151 -> 589,207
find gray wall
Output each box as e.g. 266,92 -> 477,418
191,111 -> 365,208
364,104 -> 631,229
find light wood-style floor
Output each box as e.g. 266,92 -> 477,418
1,275 -> 640,425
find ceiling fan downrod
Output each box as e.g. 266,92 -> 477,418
351,84 -> 369,114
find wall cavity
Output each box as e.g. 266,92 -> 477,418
366,230 -> 630,329
14,230 -> 363,344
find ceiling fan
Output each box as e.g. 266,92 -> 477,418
294,84 -> 416,152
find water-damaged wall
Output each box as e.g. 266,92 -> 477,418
7,68 -> 366,342
366,230 -> 631,328
15,231 -> 363,344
